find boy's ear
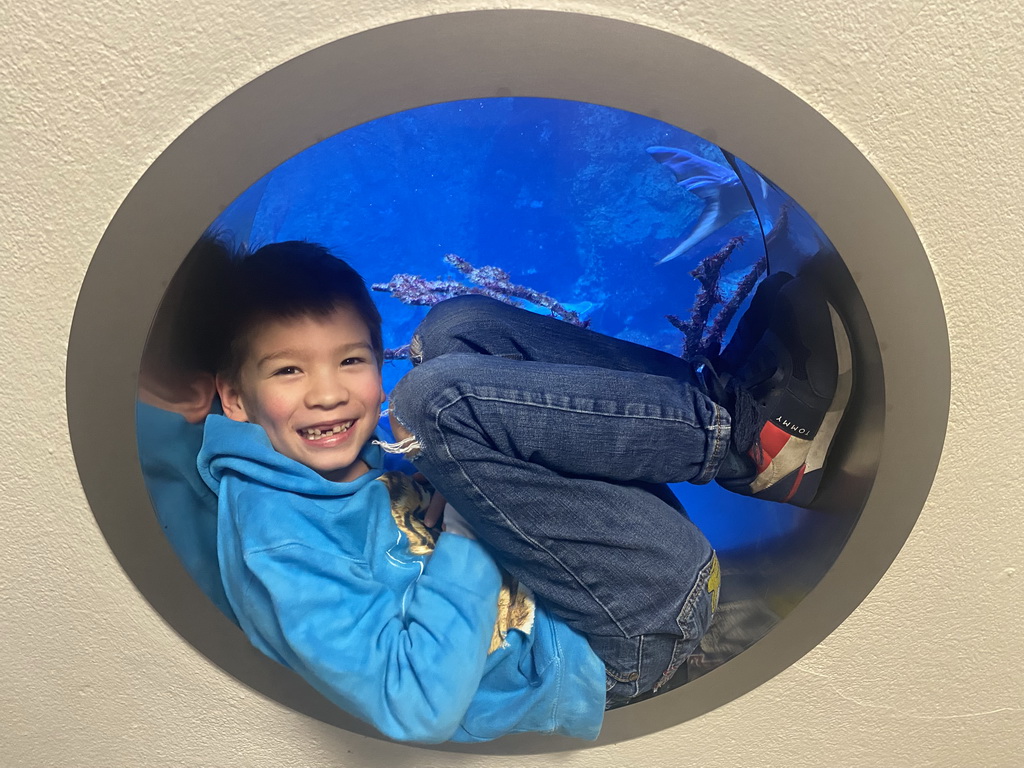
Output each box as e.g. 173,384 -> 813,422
216,374 -> 250,423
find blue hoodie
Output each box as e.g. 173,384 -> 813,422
198,415 -> 605,743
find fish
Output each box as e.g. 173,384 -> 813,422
648,146 -> 753,265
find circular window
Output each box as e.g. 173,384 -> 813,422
68,10 -> 948,751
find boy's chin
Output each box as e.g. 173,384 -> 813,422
316,459 -> 371,483
293,441 -> 371,482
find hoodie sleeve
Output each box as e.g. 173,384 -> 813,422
220,481 -> 503,744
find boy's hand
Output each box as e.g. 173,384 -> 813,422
414,473 -> 447,528
413,473 -> 476,538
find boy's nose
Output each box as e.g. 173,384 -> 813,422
306,373 -> 349,408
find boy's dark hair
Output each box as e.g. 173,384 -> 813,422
219,241 -> 384,382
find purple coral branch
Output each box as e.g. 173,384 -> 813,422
672,236 -> 744,360
370,272 -> 491,307
699,255 -> 768,359
698,205 -> 790,357
443,255 -> 588,327
383,345 -> 411,362
665,314 -> 688,333
671,205 -> 792,361
374,254 -> 590,360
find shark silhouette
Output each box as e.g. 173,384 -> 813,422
648,146 -> 755,265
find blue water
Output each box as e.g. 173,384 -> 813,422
210,97 -> 833,551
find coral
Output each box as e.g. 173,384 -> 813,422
376,198 -> 790,365
374,254 -> 590,360
666,236 -> 744,360
444,255 -> 589,328
382,344 -> 411,362
668,205 -> 790,361
699,254 -> 768,360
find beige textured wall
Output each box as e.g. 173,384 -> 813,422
3,1 -> 1022,766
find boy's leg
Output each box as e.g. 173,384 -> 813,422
410,283 -> 849,507
409,294 -> 703,383
389,281 -> 846,694
389,352 -> 722,699
403,293 -> 798,497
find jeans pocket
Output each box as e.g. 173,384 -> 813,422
598,635 -> 644,704
604,665 -> 643,706
652,552 -> 720,693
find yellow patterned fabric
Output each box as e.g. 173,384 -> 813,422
378,471 -> 535,653
707,552 -> 721,614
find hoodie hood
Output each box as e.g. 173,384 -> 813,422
198,414 -> 385,498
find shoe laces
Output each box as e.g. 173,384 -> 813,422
693,356 -> 762,456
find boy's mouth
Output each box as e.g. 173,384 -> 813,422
298,420 -> 355,441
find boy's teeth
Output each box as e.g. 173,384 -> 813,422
301,422 -> 352,439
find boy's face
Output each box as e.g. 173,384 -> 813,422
218,305 -> 387,483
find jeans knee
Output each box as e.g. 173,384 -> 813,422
389,363 -> 430,433
391,354 -> 483,440
425,294 -> 504,326
414,295 -> 507,362
391,357 -> 458,429
382,367 -> 435,459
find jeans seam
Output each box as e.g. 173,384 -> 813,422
437,391 -> 709,430
652,552 -> 717,692
676,553 -> 715,631
692,402 -> 730,484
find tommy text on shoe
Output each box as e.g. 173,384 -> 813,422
748,295 -> 853,506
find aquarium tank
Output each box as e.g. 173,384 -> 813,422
141,96 -> 855,694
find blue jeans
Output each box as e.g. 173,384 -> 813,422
389,296 -> 726,703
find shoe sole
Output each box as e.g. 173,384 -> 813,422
787,302 -> 853,505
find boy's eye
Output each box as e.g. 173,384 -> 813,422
341,357 -> 366,366
272,366 -> 300,376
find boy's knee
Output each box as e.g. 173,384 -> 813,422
391,357 -> 450,427
425,294 -> 503,325
413,295 -> 507,362
384,370 -> 434,459
391,354 -> 482,426
387,357 -> 472,459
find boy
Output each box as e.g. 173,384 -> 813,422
200,241 -> 847,741
201,241 -> 605,743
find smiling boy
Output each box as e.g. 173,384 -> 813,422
200,239 -> 847,741
199,241 -> 606,743
217,304 -> 386,483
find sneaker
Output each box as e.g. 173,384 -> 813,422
722,275 -> 853,506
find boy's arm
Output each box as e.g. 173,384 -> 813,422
226,491 -> 502,743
